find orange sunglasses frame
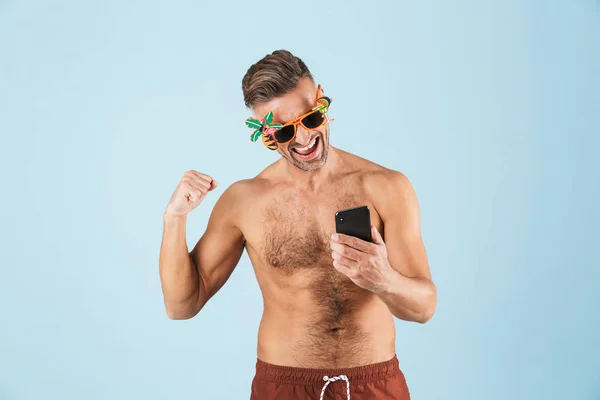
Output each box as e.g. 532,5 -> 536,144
275,111 -> 329,145
267,85 -> 333,146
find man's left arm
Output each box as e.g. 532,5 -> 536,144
330,172 -> 437,323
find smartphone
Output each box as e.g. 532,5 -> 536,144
335,205 -> 372,242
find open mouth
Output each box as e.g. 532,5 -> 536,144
291,136 -> 320,160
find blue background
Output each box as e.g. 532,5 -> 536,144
1,1 -> 599,399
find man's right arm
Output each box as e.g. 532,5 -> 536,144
159,174 -> 245,320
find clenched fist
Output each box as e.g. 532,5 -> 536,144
164,170 -> 218,217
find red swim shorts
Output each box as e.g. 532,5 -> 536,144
250,355 -> 410,399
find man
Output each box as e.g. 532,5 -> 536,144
159,50 -> 436,399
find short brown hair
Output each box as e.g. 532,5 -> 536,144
242,50 -> 313,109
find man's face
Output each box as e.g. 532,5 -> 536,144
253,77 -> 330,172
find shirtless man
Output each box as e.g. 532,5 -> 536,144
159,50 -> 437,399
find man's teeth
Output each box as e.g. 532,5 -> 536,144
296,138 -> 317,152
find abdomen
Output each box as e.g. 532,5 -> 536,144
257,268 -> 396,369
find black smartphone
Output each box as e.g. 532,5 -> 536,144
335,205 -> 372,242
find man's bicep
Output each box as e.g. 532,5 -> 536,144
381,173 -> 431,280
190,185 -> 245,302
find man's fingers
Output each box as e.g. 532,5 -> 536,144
332,250 -> 359,268
182,177 -> 207,193
332,233 -> 376,254
184,180 -> 205,196
186,170 -> 212,181
333,259 -> 356,278
184,173 -> 211,190
185,187 -> 204,202
186,170 -> 216,189
181,180 -> 208,204
195,179 -> 212,190
183,172 -> 215,193
371,225 -> 384,245
330,241 -> 364,263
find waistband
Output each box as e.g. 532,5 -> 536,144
254,355 -> 400,386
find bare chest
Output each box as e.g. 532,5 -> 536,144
243,189 -> 380,274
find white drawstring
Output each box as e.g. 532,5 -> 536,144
319,374 -> 350,400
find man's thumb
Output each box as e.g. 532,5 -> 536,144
371,225 -> 384,244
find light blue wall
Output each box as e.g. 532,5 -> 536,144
1,1 -> 598,399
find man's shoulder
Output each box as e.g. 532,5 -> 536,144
220,176 -> 267,198
217,174 -> 275,207
340,150 -> 409,190
365,166 -> 410,188
339,152 -> 412,202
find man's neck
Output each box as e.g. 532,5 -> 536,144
282,146 -> 341,192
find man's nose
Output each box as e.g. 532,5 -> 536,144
294,125 -> 312,145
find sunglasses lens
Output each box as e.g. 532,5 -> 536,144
302,111 -> 325,129
274,125 -> 295,143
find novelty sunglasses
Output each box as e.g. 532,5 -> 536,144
245,85 -> 333,150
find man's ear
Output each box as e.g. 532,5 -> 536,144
316,84 -> 324,99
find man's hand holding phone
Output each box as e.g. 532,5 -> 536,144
331,206 -> 396,295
